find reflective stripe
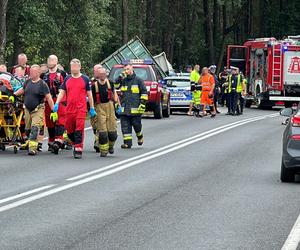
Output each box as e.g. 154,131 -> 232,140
131,85 -> 140,94
136,131 -> 143,137
121,86 -> 128,92
141,94 -> 148,101
131,108 -> 140,114
100,143 -> 109,151
123,134 -> 132,140
229,75 -> 242,93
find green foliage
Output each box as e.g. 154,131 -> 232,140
3,0 -> 300,72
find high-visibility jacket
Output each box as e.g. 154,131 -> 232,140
190,70 -> 200,83
117,73 -> 148,116
199,74 -> 215,92
228,74 -> 243,93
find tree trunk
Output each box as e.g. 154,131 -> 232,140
122,0 -> 128,43
203,0 -> 215,64
0,0 -> 8,64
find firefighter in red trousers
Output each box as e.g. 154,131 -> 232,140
43,55 -> 67,154
54,59 -> 96,159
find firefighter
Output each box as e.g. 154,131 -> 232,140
12,65 -> 55,155
54,58 -> 96,159
188,64 -> 201,116
11,53 -> 30,76
199,67 -> 216,118
43,55 -> 67,154
227,66 -> 245,115
91,67 -> 119,157
91,64 -> 104,152
115,63 -> 148,149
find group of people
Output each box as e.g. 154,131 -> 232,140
0,53 -> 147,159
186,64 -> 247,117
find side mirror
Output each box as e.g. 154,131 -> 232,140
280,108 -> 293,117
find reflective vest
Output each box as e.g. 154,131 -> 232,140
190,70 -> 200,83
228,74 -> 242,93
200,74 -> 214,92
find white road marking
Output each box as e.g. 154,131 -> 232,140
0,113 -> 278,213
67,113 -> 278,181
281,214 -> 300,250
0,185 -> 55,205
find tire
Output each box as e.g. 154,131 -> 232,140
281,159 -> 295,183
162,100 -> 170,118
154,101 -> 163,119
245,100 -> 252,108
257,99 -> 273,110
284,102 -> 293,108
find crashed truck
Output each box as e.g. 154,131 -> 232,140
227,35 -> 300,109
100,36 -> 173,118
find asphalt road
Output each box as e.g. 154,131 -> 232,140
0,107 -> 299,250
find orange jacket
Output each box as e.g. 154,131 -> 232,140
199,73 -> 215,92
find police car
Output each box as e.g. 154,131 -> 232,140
165,73 -> 191,113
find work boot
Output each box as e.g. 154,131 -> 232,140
211,113 -> 216,118
52,142 -> 60,155
28,141 -> 38,156
48,143 -> 53,152
37,143 -> 43,152
100,151 -> 108,157
73,148 -> 82,159
28,149 -> 37,156
108,147 -> 114,154
121,144 -> 131,149
94,141 -> 100,153
138,137 -> 144,146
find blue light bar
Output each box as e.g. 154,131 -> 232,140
121,59 -> 154,65
283,45 -> 288,52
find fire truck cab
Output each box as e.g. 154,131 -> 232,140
227,36 -> 300,108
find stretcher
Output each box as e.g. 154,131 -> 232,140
0,72 -> 24,153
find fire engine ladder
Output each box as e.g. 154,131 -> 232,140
272,44 -> 282,89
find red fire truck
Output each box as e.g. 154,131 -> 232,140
227,36 -> 300,108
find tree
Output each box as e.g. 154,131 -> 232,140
122,0 -> 128,43
0,0 -> 8,64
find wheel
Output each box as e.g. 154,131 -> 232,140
245,100 -> 252,108
154,101 -> 163,119
162,100 -> 170,118
281,159 -> 295,183
1,145 -> 5,151
14,146 -> 18,154
257,99 -> 273,110
284,102 -> 293,108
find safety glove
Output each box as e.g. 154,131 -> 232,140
115,103 -> 122,115
89,107 -> 97,118
50,112 -> 58,122
138,103 -> 146,114
53,103 -> 59,113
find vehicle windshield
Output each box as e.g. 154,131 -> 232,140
110,67 -> 152,81
166,79 -> 190,88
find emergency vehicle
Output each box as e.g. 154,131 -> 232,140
164,73 -> 192,113
227,36 -> 300,108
